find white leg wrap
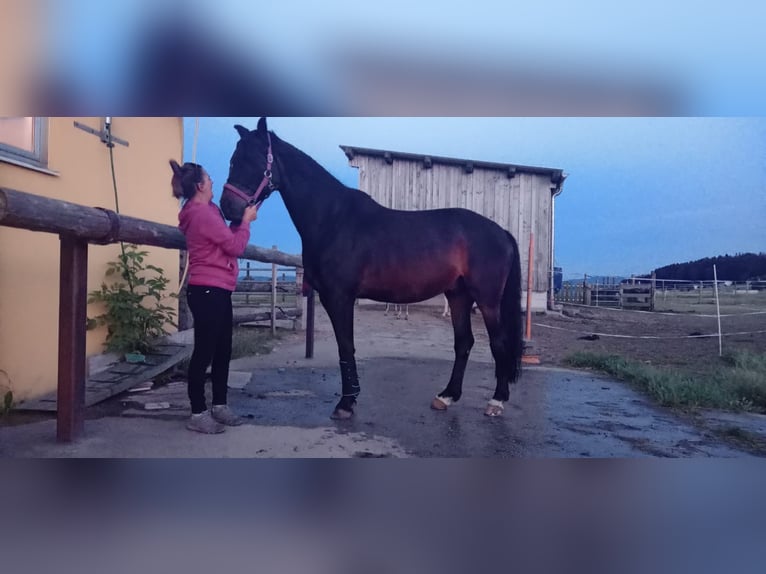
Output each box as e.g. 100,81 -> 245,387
435,395 -> 453,407
488,399 -> 504,410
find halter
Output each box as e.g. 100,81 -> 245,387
223,131 -> 276,210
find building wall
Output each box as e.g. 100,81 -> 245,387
349,155 -> 555,298
0,117 -> 183,400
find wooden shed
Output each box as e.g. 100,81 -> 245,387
340,145 -> 566,311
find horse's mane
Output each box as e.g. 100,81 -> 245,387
273,132 -> 379,209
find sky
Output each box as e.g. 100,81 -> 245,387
184,117 -> 766,281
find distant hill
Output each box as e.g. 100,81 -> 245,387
651,253 -> 766,282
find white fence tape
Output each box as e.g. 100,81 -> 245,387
534,322 -> 766,340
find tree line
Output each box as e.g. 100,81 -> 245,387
650,252 -> 766,282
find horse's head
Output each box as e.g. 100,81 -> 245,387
221,116 -> 281,223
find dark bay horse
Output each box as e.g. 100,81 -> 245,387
222,117 -> 523,420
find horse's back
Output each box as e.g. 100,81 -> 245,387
345,203 -> 515,298
357,203 -> 509,240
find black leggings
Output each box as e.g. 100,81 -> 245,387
186,285 -> 233,414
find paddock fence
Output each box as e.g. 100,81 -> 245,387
555,276 -> 655,311
555,273 -> 766,313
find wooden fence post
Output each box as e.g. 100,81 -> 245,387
271,245 -> 277,336
295,267 -> 306,331
57,235 -> 88,443
245,261 -> 251,306
306,288 -> 315,359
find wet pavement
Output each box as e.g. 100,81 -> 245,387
227,359 -> 747,457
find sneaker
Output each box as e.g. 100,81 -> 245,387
211,404 -> 244,427
186,411 -> 225,434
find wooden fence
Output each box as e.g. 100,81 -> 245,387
555,275 -> 656,311
233,260 -> 303,335
621,284 -> 655,311
0,187 -> 316,442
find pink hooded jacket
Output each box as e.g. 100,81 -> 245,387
179,201 -> 251,292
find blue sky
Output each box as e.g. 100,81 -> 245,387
184,117 -> 766,280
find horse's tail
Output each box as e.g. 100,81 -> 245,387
502,231 -> 524,383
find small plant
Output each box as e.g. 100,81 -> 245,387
87,244 -> 177,356
231,326 -> 281,360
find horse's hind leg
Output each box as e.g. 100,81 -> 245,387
432,292 -> 474,411
478,305 -> 510,417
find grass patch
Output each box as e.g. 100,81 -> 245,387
231,326 -> 282,360
565,351 -> 766,412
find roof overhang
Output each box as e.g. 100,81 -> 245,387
341,144 -> 565,190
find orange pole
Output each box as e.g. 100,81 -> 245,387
525,233 -> 534,341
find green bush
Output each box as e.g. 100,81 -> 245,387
87,245 -> 177,356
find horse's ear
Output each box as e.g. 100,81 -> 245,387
169,159 -> 182,175
257,117 -> 268,133
234,125 -> 250,139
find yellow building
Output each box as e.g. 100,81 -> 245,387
0,117 -> 183,401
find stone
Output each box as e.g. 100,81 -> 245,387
227,371 -> 252,390
143,402 -> 171,410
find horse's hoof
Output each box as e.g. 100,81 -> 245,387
484,400 -> 505,417
331,408 -> 354,420
431,396 -> 453,411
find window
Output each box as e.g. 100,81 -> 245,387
0,117 -> 47,167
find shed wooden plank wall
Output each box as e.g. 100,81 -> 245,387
351,156 -> 553,293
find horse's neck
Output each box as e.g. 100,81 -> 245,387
274,138 -> 348,241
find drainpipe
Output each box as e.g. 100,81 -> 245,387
549,172 -> 567,310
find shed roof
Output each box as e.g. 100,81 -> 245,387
340,145 -> 566,185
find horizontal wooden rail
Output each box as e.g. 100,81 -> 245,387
236,280 -> 298,293
0,187 -> 303,267
234,308 -> 302,326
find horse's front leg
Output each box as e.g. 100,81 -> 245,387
324,295 -> 359,420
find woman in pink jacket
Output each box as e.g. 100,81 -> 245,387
170,160 -> 257,434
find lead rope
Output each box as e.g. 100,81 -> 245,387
105,120 -> 134,292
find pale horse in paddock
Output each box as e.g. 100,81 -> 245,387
381,296 -> 468,319
384,303 -> 409,320
442,294 -> 478,317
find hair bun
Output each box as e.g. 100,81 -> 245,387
169,159 -> 184,198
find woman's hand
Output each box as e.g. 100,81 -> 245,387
242,205 -> 258,224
